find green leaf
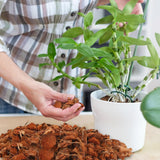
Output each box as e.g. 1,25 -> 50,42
91,48 -> 113,59
117,14 -> 145,25
147,38 -> 159,66
96,15 -> 113,24
97,5 -> 121,17
123,0 -> 139,14
50,75 -> 64,81
55,37 -> 77,49
54,37 -> 77,44
124,56 -> 147,62
58,61 -> 65,69
77,44 -> 94,57
126,23 -> 139,32
39,63 -> 51,69
81,72 -> 92,80
141,87 -> 160,128
38,54 -> 48,57
78,12 -> 85,17
85,28 -> 108,46
124,56 -> 158,68
57,43 -> 76,49
71,58 -> 87,68
112,71 -> 121,86
100,46 -> 114,54
48,42 -> 56,62
72,77 -> 82,89
67,53 -> 89,68
96,74 -> 110,87
84,11 -> 93,28
110,0 -> 118,8
99,25 -> 113,44
138,57 -> 159,69
77,61 -> 97,69
155,33 -> 160,48
99,58 -> 118,73
119,36 -> 150,45
62,27 -> 83,38
84,29 -> 94,41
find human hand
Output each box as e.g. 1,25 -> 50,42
21,80 -> 84,122
97,0 -> 144,15
115,0 -> 144,15
0,52 -> 84,121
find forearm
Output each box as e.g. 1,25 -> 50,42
0,52 -> 34,91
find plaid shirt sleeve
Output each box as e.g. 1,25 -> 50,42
0,0 -> 98,114
0,0 -> 9,54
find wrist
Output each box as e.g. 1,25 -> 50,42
18,75 -> 36,94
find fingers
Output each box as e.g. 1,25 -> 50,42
41,103 -> 85,122
34,82 -> 83,121
50,90 -> 75,102
52,105 -> 84,122
54,107 -> 84,122
132,3 -> 143,15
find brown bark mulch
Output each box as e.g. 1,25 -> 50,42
54,97 -> 84,110
0,122 -> 132,160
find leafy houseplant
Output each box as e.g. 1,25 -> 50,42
39,0 -> 160,150
39,0 -> 160,127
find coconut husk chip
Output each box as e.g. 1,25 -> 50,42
0,122 -> 132,160
54,97 -> 84,110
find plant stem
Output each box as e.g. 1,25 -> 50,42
126,0 -> 150,90
97,68 -> 112,90
52,61 -> 103,89
132,68 -> 158,99
123,46 -> 131,85
112,24 -> 124,77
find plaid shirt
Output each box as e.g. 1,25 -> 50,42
0,0 -> 98,113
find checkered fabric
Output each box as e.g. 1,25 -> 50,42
0,0 -> 98,113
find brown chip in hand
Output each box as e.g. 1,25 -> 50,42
54,97 -> 84,110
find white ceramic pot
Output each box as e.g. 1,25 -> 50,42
90,89 -> 147,152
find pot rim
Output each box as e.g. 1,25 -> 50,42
90,89 -> 146,104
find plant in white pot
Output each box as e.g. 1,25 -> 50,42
39,0 -> 160,152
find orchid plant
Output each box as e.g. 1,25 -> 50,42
39,0 -> 160,128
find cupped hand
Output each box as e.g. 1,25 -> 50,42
21,80 -> 84,122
